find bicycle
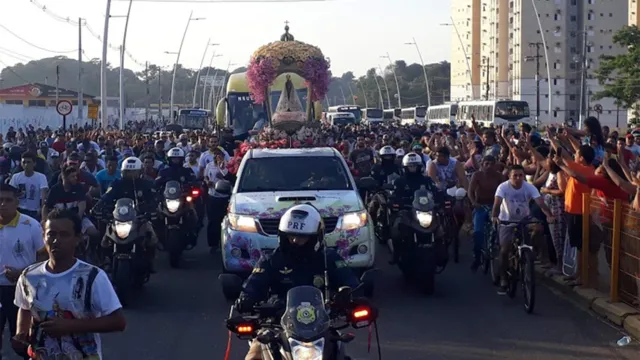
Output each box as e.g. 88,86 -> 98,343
479,220 -> 499,285
493,219 -> 539,314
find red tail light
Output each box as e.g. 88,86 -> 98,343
352,307 -> 370,319
191,189 -> 200,197
236,325 -> 253,334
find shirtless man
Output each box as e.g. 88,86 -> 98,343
468,155 -> 505,271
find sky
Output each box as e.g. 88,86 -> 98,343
0,0 -> 451,78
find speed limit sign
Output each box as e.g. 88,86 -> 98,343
56,100 -> 73,116
594,104 -> 603,114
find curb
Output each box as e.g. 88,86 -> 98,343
534,265 -> 640,340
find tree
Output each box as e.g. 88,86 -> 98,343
593,25 -> 640,124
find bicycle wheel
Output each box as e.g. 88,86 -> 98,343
480,224 -> 493,275
521,248 -> 536,314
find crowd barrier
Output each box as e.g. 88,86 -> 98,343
580,193 -> 640,310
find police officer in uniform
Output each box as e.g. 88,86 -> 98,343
237,204 -> 359,360
93,157 -> 158,270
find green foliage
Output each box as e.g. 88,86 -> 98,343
325,61 -> 450,109
0,57 -> 450,110
593,25 -> 640,124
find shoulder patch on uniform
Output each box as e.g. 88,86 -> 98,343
252,267 -> 265,274
21,219 -> 30,225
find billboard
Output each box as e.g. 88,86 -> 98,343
199,75 -> 226,87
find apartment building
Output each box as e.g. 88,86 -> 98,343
451,0 -> 628,127
450,0 -> 482,101
631,0 -> 640,25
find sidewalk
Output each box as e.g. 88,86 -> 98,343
535,263 -> 640,340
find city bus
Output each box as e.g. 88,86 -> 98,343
427,103 -> 458,126
455,100 -> 532,127
327,105 -> 362,123
383,108 -> 401,122
216,72 -> 323,136
176,108 -> 210,129
361,108 -> 384,124
400,106 -> 427,125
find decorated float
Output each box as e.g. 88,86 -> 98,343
226,24 -> 331,175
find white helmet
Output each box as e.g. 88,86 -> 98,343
167,147 -> 185,159
278,204 -> 323,235
395,148 -> 405,157
121,157 -> 143,171
402,152 -> 423,167
379,145 -> 395,157
455,188 -> 467,199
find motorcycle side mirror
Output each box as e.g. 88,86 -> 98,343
335,286 -> 353,305
360,269 -> 378,285
382,183 -> 394,191
336,332 -> 356,344
356,176 -> 377,191
219,274 -> 243,302
215,180 -> 232,195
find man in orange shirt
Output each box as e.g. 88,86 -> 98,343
551,143 -> 596,283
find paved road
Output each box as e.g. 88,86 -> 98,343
3,230 -> 639,359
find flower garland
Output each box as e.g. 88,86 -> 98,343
246,41 -> 331,104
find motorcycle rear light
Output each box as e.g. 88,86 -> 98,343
237,325 -> 253,334
353,308 -> 370,319
191,189 -> 200,197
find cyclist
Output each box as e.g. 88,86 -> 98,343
490,164 -> 552,295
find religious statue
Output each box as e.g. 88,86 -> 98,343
280,21 -> 295,41
272,75 -> 306,132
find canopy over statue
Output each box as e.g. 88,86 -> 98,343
246,22 -> 331,132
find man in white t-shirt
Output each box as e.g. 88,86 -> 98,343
9,152 -> 48,221
0,184 -> 47,357
491,164 -> 552,295
12,208 -> 126,359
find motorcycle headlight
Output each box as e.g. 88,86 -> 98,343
289,338 -> 324,360
340,210 -> 368,231
416,211 -> 433,228
114,221 -> 133,239
165,199 -> 181,213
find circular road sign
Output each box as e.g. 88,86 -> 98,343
56,100 -> 73,116
594,104 -> 603,114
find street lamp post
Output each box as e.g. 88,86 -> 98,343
117,0 -> 133,130
371,73 -> 384,109
381,53 -> 401,108
339,87 -> 347,104
347,83 -> 356,105
192,40 -> 218,107
169,11 -> 205,122
440,18 -> 475,100
101,0 -> 112,128
214,61 -> 237,109
203,53 -> 222,108
377,65 -> 392,109
405,37 -> 431,107
356,80 -> 368,108
529,0 -> 553,127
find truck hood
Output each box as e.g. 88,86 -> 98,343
231,190 -> 362,218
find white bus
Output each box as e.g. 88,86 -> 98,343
328,105 -> 362,123
383,108 -> 401,122
362,108 -> 384,124
400,106 -> 427,125
427,103 -> 458,126
455,100 -> 532,127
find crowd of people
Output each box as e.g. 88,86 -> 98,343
0,113 -> 638,358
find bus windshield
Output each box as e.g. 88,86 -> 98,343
177,109 -> 208,129
495,101 -> 529,117
415,107 -> 427,117
227,94 -> 260,133
450,104 -> 458,116
332,116 -> 355,125
336,106 -> 362,121
365,109 -> 383,118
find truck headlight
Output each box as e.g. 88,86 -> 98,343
114,221 -> 132,238
340,210 -> 368,231
416,211 -> 433,228
166,199 -> 181,213
228,214 -> 258,233
289,338 -> 324,360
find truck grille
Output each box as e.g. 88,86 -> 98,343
259,216 -> 339,236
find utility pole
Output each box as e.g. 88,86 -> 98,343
158,70 -> 162,120
145,61 -> 150,121
55,65 -> 60,106
527,42 -> 543,127
78,18 -> 83,124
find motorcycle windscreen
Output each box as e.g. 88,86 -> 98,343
113,198 -> 136,222
412,188 -> 435,212
164,180 -> 182,200
280,286 -> 330,341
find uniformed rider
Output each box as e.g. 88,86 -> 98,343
368,145 -> 401,226
93,157 -> 159,270
237,204 -> 360,360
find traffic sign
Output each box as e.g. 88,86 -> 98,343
88,104 -> 99,119
594,104 -> 603,114
56,100 -> 73,116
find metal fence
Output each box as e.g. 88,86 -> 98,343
581,194 -> 640,309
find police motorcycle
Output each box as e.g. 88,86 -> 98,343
98,198 -> 154,306
223,275 -> 379,360
369,146 -> 401,245
159,180 -> 201,268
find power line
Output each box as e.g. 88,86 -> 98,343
113,0 -> 329,2
26,0 -> 147,67
0,49 -> 30,63
0,58 -> 33,84
0,47 -> 33,61
0,23 -> 77,54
